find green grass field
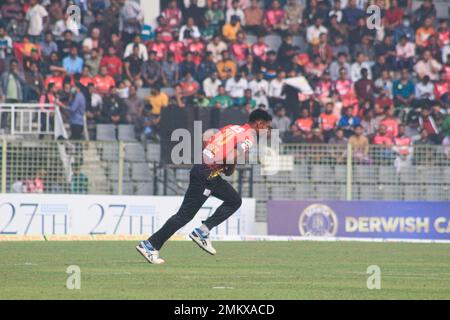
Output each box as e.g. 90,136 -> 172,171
1,241 -> 450,299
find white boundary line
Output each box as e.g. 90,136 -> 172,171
207,235 -> 450,244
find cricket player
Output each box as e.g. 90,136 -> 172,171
136,109 -> 272,264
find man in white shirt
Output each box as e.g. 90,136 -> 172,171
396,36 -> 415,70
225,72 -> 248,101
179,18 -> 201,42
203,72 -> 222,98
415,76 -> 435,101
123,35 -> 148,61
268,72 -> 286,100
350,53 -> 372,82
206,36 -> 228,63
26,0 -> 48,39
306,17 -> 328,46
226,0 -> 246,25
249,72 -> 269,108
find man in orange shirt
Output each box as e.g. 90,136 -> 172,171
416,17 -> 435,49
94,65 -> 116,95
295,108 -> 314,136
319,102 -> 338,141
373,124 -> 393,146
379,106 -> 399,138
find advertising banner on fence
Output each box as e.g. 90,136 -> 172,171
0,194 -> 255,237
267,200 -> 450,240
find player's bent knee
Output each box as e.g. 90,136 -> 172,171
230,197 -> 242,211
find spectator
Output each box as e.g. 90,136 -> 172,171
395,35 -> 415,71
415,75 -> 435,102
329,52 -> 350,81
123,35 -> 148,62
416,16 -> 435,49
307,17 -> 328,46
434,70 -> 449,106
268,71 -> 285,107
162,52 -> 180,87
226,71 -> 248,104
103,87 -> 126,125
319,102 -> 338,141
210,85 -> 233,108
338,106 -> 361,137
418,107 -> 440,143
162,0 -> 183,32
283,123 -> 303,143
284,0 -> 303,34
379,107 -> 400,139
101,46 -> 123,80
244,0 -> 264,34
249,71 -> 269,108
354,68 -> 375,103
231,32 -> 249,65
179,17 -> 201,42
373,124 -> 393,146
348,125 -> 370,163
142,51 -> 163,87
295,108 -> 314,136
147,87 -> 169,116
203,71 -> 221,98
125,84 -> 145,127
272,106 -> 291,136
204,1 -> 225,36
26,0 -> 48,42
222,15 -> 241,42
251,34 -> 269,63
118,0 -> 144,45
82,28 -> 101,56
392,68 -> 415,111
0,59 -> 25,104
84,48 -> 101,77
94,66 -> 116,95
179,72 -> 200,101
414,50 -> 442,81
264,0 -> 286,34
39,31 -> 58,61
217,50 -> 237,80
361,108 -> 378,140
350,52 -> 372,82
207,35 -> 228,63
7,10 -> 28,43
124,44 -> 144,87
226,0 -> 246,25
179,51 -> 197,78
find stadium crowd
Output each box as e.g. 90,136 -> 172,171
0,0 -> 449,162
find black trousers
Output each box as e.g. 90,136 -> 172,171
149,164 -> 242,250
70,124 -> 84,140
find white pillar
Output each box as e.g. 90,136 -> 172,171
139,0 -> 160,29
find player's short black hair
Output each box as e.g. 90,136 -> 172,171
249,109 -> 272,123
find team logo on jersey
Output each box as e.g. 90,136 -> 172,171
299,204 -> 338,237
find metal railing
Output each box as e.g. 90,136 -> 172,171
1,140 -> 449,220
0,103 -> 68,139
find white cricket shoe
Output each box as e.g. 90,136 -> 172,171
189,228 -> 217,255
136,240 -> 165,264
